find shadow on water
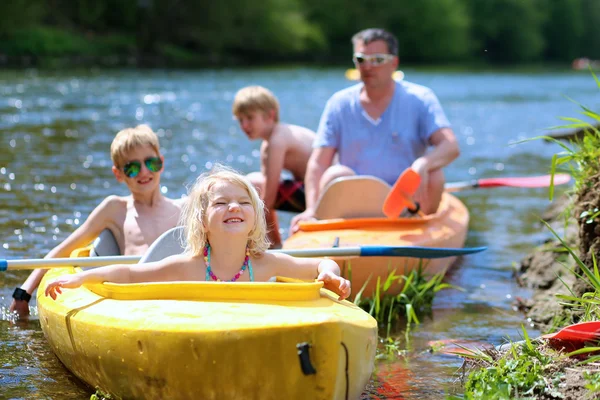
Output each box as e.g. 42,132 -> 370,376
1,67 -> 597,398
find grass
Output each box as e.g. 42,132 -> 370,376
451,327 -> 564,400
351,260 -> 462,338
458,70 -> 600,399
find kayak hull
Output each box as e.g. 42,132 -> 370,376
284,192 -> 469,298
38,250 -> 377,400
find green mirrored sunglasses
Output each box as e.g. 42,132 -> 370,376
123,157 -> 163,178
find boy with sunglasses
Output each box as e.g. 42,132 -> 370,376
232,86 -> 316,249
291,28 -> 460,232
10,124 -> 183,317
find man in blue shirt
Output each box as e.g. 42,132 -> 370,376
291,28 -> 460,231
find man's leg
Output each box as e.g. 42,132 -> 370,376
319,164 -> 356,192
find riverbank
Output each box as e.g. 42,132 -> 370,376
459,74 -> 600,398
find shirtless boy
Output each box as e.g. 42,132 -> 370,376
9,124 -> 183,317
233,86 -> 315,248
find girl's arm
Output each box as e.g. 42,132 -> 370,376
45,255 -> 188,300
269,254 -> 351,300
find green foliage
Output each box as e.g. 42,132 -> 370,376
0,0 -> 598,64
544,71 -> 600,195
90,388 -> 112,400
0,26 -> 135,57
466,0 -> 546,63
540,0 -> 584,62
353,263 -> 461,336
462,327 -> 563,399
0,0 -> 45,36
584,371 -> 600,393
387,0 -> 471,62
580,0 -> 600,60
0,27 -> 90,56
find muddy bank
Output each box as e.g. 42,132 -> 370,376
515,193 -> 579,329
499,177 -> 600,398
517,171 -> 600,328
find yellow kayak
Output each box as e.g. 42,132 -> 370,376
38,247 -> 378,400
284,177 -> 470,298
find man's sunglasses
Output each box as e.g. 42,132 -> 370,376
123,157 -> 163,178
353,53 -> 395,67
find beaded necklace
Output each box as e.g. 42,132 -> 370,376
204,244 -> 250,282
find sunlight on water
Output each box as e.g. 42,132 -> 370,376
0,67 -> 597,398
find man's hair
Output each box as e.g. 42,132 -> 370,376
180,163 -> 270,257
110,125 -> 160,167
232,86 -> 280,123
351,28 -> 399,56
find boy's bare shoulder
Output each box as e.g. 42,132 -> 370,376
287,123 -> 317,137
270,123 -> 315,145
99,195 -> 129,210
169,196 -> 186,209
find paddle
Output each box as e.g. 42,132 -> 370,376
345,69 -> 404,81
0,245 -> 487,271
382,169 -> 572,218
542,321 -> 600,342
445,173 -> 572,193
493,321 -> 600,353
382,168 -> 424,219
432,321 -> 600,358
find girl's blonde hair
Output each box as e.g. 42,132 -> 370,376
180,164 -> 270,257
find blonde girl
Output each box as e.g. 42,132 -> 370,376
45,164 -> 351,300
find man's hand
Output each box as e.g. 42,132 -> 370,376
411,158 -> 429,213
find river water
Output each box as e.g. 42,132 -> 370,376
0,67 -> 598,399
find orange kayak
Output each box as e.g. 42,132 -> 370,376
283,177 -> 469,298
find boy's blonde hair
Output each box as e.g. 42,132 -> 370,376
110,125 -> 160,167
180,164 -> 270,257
232,86 -> 280,122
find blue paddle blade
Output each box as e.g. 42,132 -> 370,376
359,246 -> 487,258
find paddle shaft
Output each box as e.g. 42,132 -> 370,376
1,246 -> 486,271
445,174 -> 571,193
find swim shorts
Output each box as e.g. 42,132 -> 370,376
274,180 -> 305,213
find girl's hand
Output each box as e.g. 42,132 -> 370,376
45,275 -> 84,300
317,271 -> 351,300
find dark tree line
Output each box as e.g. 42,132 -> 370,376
1,0 -> 599,65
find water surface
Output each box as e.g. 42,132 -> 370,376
1,67 -> 598,399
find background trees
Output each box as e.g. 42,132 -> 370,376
0,0 -> 598,65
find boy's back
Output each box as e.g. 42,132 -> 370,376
233,86 -> 316,248
262,123 -> 315,182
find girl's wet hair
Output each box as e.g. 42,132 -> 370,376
180,164 -> 270,256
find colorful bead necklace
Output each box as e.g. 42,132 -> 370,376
204,244 -> 250,282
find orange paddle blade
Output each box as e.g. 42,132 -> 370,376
382,168 -> 421,218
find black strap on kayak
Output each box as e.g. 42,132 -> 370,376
296,342 -> 317,375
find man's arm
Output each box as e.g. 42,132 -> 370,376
410,128 -> 460,214
10,196 -> 121,316
411,127 -> 460,174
